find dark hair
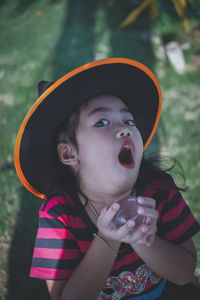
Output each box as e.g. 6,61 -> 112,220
44,108 -> 81,197
135,155 -> 187,194
44,103 -> 187,199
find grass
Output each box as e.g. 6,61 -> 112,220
0,0 -> 67,298
157,69 -> 200,277
0,0 -> 200,299
151,10 -> 200,279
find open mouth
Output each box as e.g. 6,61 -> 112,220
118,141 -> 135,169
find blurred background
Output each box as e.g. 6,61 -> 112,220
0,0 -> 200,299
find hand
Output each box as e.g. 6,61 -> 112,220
96,203 -> 137,244
97,197 -> 158,246
132,196 -> 159,247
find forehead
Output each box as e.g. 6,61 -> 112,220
81,94 -> 130,113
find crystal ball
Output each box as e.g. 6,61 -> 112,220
110,196 -> 145,232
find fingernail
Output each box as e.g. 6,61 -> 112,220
112,203 -> 119,211
138,207 -> 145,214
103,207 -> 107,214
138,197 -> 144,204
128,220 -> 135,228
141,226 -> 148,233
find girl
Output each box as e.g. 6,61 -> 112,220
14,58 -> 200,300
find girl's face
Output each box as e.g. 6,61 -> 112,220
75,94 -> 143,197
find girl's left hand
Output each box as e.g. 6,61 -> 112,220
132,196 -> 159,247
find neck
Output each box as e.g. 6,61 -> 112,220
78,187 -> 134,215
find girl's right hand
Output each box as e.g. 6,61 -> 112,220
96,203 -> 148,245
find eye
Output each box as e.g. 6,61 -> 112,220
125,119 -> 135,126
94,119 -> 110,127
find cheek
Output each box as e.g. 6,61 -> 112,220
78,134 -> 114,168
135,131 -> 144,162
77,134 -> 101,160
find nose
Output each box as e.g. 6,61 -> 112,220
116,127 -> 132,139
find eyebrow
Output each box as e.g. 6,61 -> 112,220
88,106 -> 130,117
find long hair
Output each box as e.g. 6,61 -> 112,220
135,155 -> 187,195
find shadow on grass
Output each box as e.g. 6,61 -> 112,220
6,188 -> 50,300
0,0 -> 6,8
52,0 -> 97,78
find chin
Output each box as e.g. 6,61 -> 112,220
113,173 -> 137,191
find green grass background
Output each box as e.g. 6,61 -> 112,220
0,0 -> 200,299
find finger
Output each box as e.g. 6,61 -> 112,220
137,207 -> 159,221
140,218 -> 158,237
118,218 -> 151,242
137,233 -> 151,246
99,206 -> 109,217
98,203 -> 120,227
145,234 -> 155,247
143,223 -> 157,235
137,221 -> 157,236
145,216 -> 152,225
139,223 -> 149,234
137,197 -> 156,208
132,232 -> 147,245
122,224 -> 145,244
116,219 -> 136,238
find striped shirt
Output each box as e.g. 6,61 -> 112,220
30,177 -> 200,299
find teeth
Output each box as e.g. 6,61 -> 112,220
124,145 -> 131,150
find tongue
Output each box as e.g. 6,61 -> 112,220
118,148 -> 133,165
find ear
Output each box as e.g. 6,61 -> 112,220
57,143 -> 79,166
